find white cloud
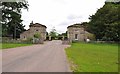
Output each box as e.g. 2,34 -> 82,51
21,0 -> 106,34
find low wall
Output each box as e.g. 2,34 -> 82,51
62,40 -> 71,45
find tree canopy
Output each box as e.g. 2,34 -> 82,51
1,1 -> 29,39
49,27 -> 58,37
88,2 -> 120,42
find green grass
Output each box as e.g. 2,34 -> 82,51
65,42 -> 118,72
0,43 -> 32,49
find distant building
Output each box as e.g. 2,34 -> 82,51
20,22 -> 47,41
67,24 -> 93,42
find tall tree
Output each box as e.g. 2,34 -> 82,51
88,2 -> 120,41
1,1 -> 29,39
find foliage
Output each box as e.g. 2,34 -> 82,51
88,2 -> 120,41
34,33 -> 41,38
27,37 -> 33,41
61,31 -> 67,37
1,1 -> 29,39
46,32 -> 49,36
65,42 -> 118,72
80,22 -> 88,30
49,27 -> 58,39
86,33 -> 96,40
57,31 -> 67,40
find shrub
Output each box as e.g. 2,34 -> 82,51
86,33 -> 96,40
34,33 -> 41,38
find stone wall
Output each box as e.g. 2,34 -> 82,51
67,27 -> 86,41
29,26 -> 46,40
20,23 -> 46,41
67,26 -> 92,42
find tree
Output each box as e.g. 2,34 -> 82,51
49,27 -> 58,40
80,22 -> 90,32
88,2 -> 120,42
1,1 -> 29,39
61,31 -> 67,37
46,32 -> 49,36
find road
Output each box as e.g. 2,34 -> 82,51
2,40 -> 71,72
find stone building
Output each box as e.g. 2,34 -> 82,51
67,24 -> 93,42
20,22 -> 47,41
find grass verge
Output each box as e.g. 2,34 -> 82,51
65,42 -> 118,72
0,43 -> 32,49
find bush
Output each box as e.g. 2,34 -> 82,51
34,33 -> 41,38
86,33 -> 96,40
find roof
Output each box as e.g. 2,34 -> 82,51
67,24 -> 83,28
29,23 -> 47,28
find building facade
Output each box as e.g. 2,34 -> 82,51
20,22 -> 47,41
67,24 -> 92,42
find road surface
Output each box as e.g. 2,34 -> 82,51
2,40 -> 71,72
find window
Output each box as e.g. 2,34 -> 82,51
36,29 -> 39,31
75,34 -> 78,39
24,36 -> 26,39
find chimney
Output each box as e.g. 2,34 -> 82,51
29,21 -> 34,27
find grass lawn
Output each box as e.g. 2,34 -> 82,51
65,42 -> 118,72
0,43 -> 32,49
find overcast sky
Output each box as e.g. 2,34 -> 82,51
21,0 -> 106,34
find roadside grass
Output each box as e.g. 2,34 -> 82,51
65,42 -> 118,72
0,43 -> 32,49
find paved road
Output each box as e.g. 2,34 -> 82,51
2,40 -> 71,72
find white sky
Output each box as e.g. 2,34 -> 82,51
21,0 -> 106,34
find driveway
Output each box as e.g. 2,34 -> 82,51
2,40 -> 71,72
